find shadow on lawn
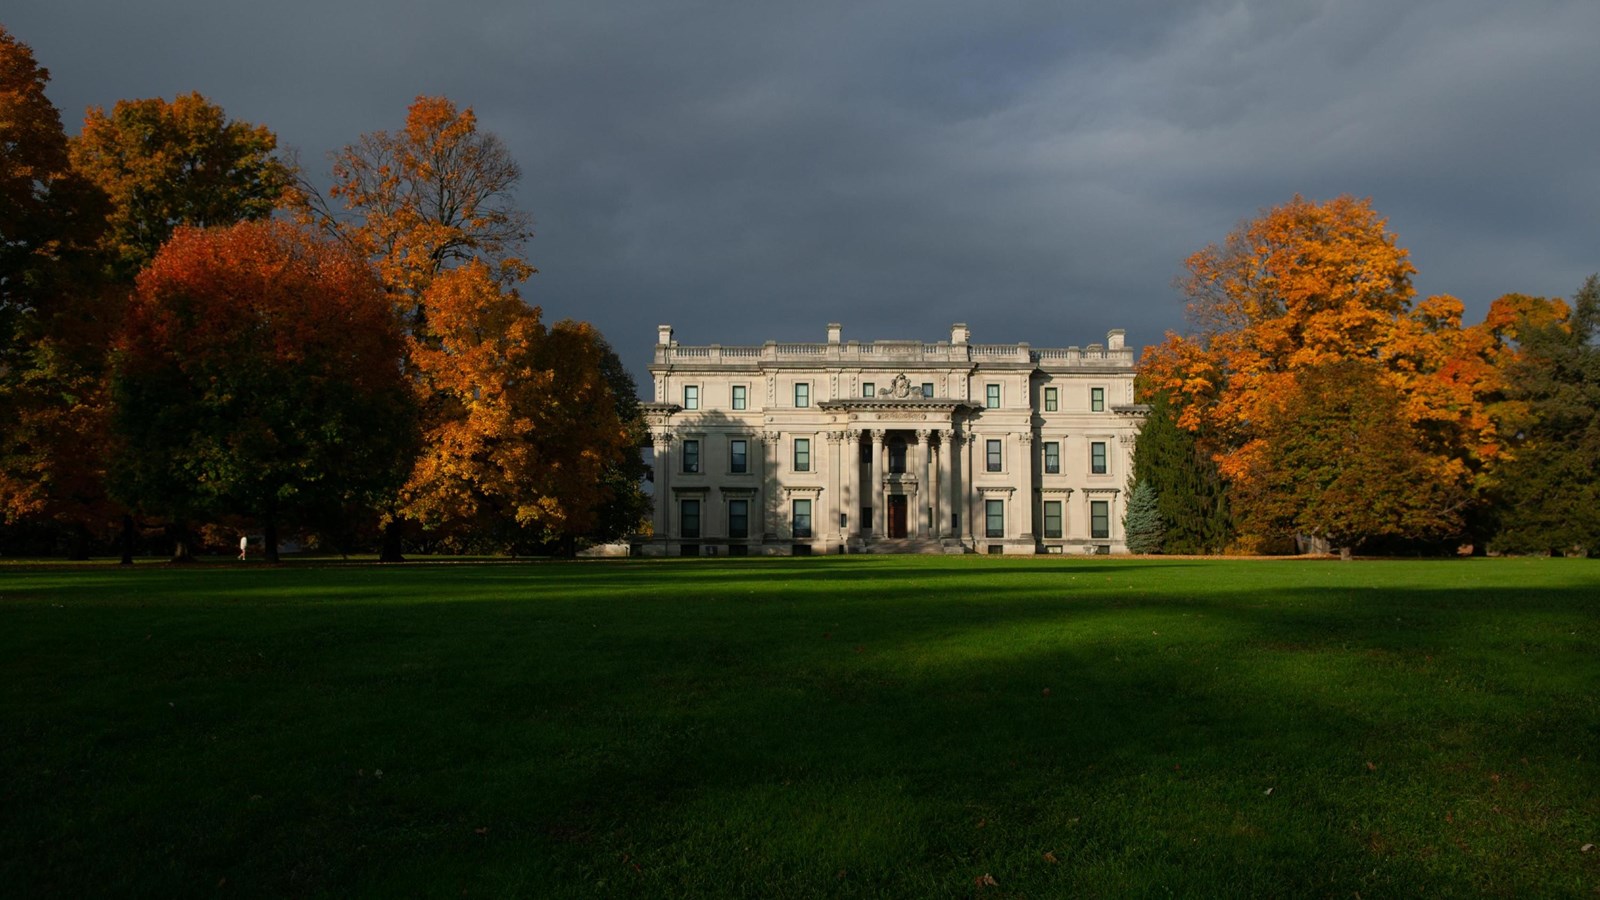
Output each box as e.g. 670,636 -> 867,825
3,564 -> 1597,897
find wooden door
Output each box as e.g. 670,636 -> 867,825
888,495 -> 908,538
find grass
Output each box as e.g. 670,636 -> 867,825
2,556 -> 1598,897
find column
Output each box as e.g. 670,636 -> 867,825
930,430 -> 946,539
1016,433 -> 1035,542
913,429 -> 931,537
962,433 -> 976,543
761,431 -> 780,539
827,430 -> 846,545
869,429 -> 885,538
845,429 -> 862,541
651,432 -> 673,540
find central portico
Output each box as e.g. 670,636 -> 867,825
639,322 -> 1143,555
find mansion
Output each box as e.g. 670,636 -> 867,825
638,323 -> 1145,555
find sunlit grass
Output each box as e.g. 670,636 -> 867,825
3,557 -> 1597,897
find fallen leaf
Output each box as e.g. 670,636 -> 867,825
974,873 -> 998,888
1264,787 -> 1274,796
1042,851 -> 1058,864
1366,761 -> 1377,771
474,827 -> 488,835
1582,843 -> 1594,853
1041,688 -> 1051,697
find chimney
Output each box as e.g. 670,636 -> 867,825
657,324 -> 674,346
951,323 -> 970,345
1106,329 -> 1125,351
827,322 -> 842,344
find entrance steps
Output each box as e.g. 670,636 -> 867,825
855,537 -> 951,555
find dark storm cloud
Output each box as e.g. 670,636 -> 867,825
9,0 -> 1598,377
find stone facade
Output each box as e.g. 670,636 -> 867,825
638,323 -> 1144,556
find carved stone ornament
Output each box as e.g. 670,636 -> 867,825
878,373 -> 918,399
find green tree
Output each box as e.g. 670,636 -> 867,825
1491,275 -> 1600,555
1128,393 -> 1231,553
69,92 -> 294,279
1246,360 -> 1467,559
589,336 -> 651,546
1122,480 -> 1165,554
111,221 -> 417,562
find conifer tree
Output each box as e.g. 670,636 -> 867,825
1129,393 -> 1232,553
1491,275 -> 1600,555
1123,480 -> 1165,554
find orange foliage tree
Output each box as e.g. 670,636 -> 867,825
111,222 -> 416,562
0,25 -> 121,556
301,97 -> 637,555
1142,196 -> 1505,552
69,92 -> 294,279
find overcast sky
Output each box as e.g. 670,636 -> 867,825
10,1 -> 1599,381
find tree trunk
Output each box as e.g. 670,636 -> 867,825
379,518 -> 405,563
1339,545 -> 1353,561
120,514 -> 135,565
264,517 -> 280,564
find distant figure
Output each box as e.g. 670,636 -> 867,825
238,535 -> 248,561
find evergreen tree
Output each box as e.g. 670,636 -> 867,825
1130,394 -> 1232,553
1123,480 -> 1165,553
1492,275 -> 1600,555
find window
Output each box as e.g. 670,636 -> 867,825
1044,442 -> 1060,474
682,439 -> 700,474
792,499 -> 812,538
1090,500 -> 1109,539
730,439 -> 747,474
794,383 -> 810,407
793,437 -> 810,472
1091,441 -> 1107,475
862,505 -> 873,530
683,385 -> 699,410
1044,386 -> 1058,412
681,499 -> 701,538
1091,387 -> 1105,412
922,382 -> 934,398
986,499 -> 1004,538
986,384 -> 1000,409
732,385 -> 746,410
863,382 -> 875,398
860,440 -> 872,464
986,439 -> 1002,472
1044,501 -> 1063,538
888,439 -> 906,474
727,499 -> 748,539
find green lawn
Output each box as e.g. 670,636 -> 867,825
3,557 -> 1598,897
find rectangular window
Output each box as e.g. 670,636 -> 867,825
1091,500 -> 1109,539
1044,442 -> 1060,474
1044,386 -> 1058,412
862,382 -> 875,398
985,499 -> 1004,538
792,499 -> 812,538
727,499 -> 748,539
859,440 -> 871,464
861,505 -> 872,530
731,385 -> 746,410
888,440 -> 906,474
793,437 -> 810,472
681,499 -> 701,538
683,385 -> 699,410
1092,387 -> 1105,412
1091,441 -> 1107,475
1044,501 -> 1063,538
986,439 -> 1002,472
986,384 -> 1000,409
922,382 -> 934,398
730,439 -> 747,474
682,439 -> 700,474
794,383 -> 810,407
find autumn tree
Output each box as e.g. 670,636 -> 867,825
0,25 -> 122,556
1490,276 -> 1600,555
400,263 -> 630,552
70,92 -> 294,279
111,221 -> 416,562
1142,196 -> 1502,551
303,97 -> 644,556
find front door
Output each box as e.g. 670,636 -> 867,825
888,495 -> 908,538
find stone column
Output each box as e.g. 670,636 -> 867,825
869,429 -> 885,538
934,428 -> 953,539
651,432 -> 673,540
845,429 -> 862,541
962,433 -> 976,543
761,431 -> 780,540
1017,433 -> 1036,542
913,429 -> 931,537
827,430 -> 846,545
